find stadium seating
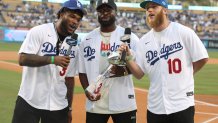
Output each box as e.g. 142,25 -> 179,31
0,0 -> 217,38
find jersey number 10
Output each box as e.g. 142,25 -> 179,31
167,58 -> 182,74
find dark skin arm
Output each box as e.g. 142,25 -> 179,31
19,53 -> 70,68
79,73 -> 101,101
78,73 -> 89,90
65,77 -> 74,123
193,58 -> 208,74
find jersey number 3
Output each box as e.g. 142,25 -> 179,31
167,58 -> 182,74
60,68 -> 67,76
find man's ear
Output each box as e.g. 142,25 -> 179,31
163,8 -> 168,14
59,12 -> 65,18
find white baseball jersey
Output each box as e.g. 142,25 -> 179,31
136,22 -> 208,114
18,23 -> 78,111
79,26 -> 138,113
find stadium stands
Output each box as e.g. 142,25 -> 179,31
0,0 -> 217,38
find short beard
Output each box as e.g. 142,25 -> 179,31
98,16 -> 116,27
60,19 -> 72,36
146,9 -> 165,29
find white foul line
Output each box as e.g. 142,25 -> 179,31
202,116 -> 218,123
195,100 -> 218,107
196,111 -> 218,123
196,111 -> 218,116
134,87 -> 218,107
0,60 -> 20,66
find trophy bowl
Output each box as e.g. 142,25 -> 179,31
107,51 -> 126,66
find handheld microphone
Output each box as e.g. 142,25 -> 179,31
120,28 -> 131,43
59,33 -> 78,76
120,28 -> 131,62
66,33 -> 78,56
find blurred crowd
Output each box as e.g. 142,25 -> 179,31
0,0 -> 217,38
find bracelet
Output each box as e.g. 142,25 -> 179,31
69,107 -> 72,111
51,56 -> 55,64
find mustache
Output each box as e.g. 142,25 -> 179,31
70,24 -> 78,30
98,16 -> 116,27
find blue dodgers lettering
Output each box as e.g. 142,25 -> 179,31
146,50 -> 159,65
146,50 -> 158,63
145,42 -> 183,65
110,42 -> 131,52
160,42 -> 183,59
84,46 -> 95,61
68,51 -> 76,58
42,42 -> 56,54
59,46 -> 76,58
110,42 -> 119,52
42,42 -> 76,58
59,47 -> 67,55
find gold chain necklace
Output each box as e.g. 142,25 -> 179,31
100,31 -> 111,44
100,31 -> 111,37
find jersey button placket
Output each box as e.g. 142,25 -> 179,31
160,57 -> 168,114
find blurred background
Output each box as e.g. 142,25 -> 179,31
0,0 -> 217,48
0,1 -> 217,123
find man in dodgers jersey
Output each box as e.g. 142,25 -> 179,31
12,0 -> 86,123
119,0 -> 209,123
78,0 -> 138,123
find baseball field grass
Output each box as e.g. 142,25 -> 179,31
0,42 -> 21,51
0,41 -> 218,122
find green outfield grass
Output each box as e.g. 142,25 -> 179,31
0,69 -> 21,123
0,42 -> 21,51
194,64 -> 218,95
207,49 -> 218,58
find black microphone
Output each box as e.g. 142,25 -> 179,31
66,33 -> 78,56
120,28 -> 131,43
120,28 -> 131,63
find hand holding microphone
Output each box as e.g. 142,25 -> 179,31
58,33 -> 78,76
54,34 -> 78,66
52,56 -> 70,68
120,28 -> 131,63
